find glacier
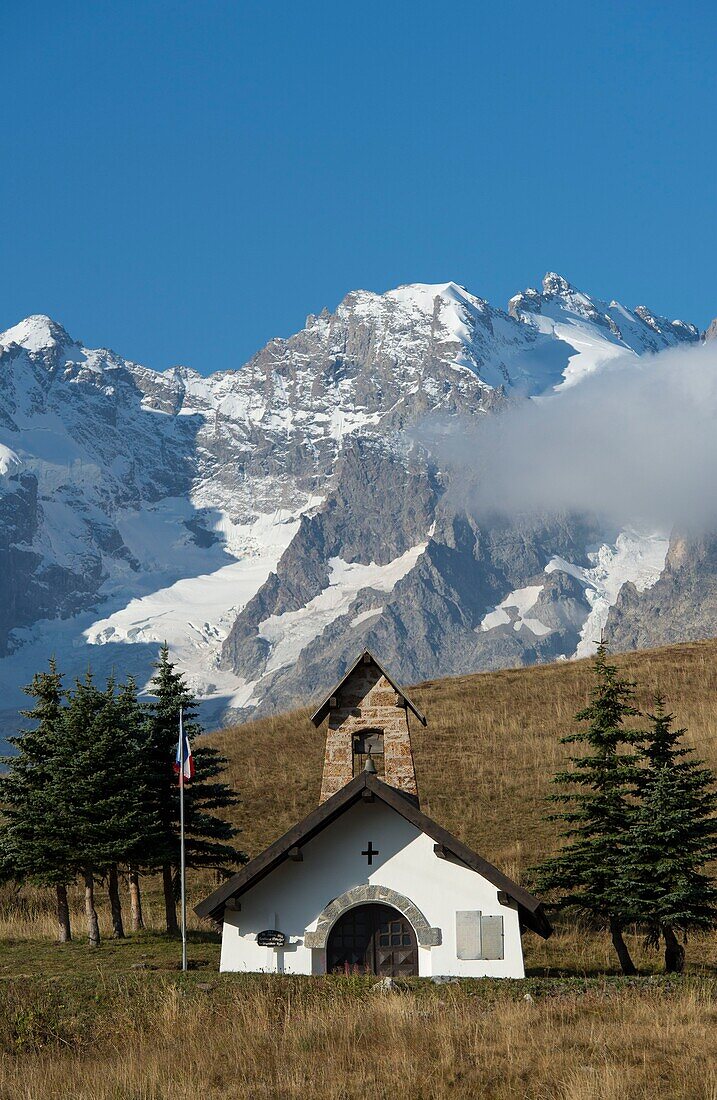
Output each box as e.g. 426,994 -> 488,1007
0,272 -> 702,737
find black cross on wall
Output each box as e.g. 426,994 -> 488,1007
361,841 -> 379,865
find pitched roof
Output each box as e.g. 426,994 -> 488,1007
194,771 -> 552,938
310,649 -> 427,728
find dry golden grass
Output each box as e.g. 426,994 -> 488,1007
0,877 -> 211,942
0,975 -> 716,1099
3,640 -> 717,1098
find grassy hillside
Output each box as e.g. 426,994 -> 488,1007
5,637 -> 717,955
3,640 -> 717,1097
208,638 -> 717,883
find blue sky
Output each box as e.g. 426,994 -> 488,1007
2,1 -> 716,374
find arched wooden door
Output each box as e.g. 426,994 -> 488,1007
326,903 -> 418,976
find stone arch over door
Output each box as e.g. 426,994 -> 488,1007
304,884 -> 442,948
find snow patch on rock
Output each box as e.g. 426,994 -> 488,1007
258,540 -> 430,675
351,607 -> 384,628
480,585 -> 551,636
0,315 -> 72,353
546,530 -> 669,657
0,445 -> 21,478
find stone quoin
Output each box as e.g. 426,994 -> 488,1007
196,649 -> 552,977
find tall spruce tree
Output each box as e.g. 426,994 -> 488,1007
56,673 -> 151,946
115,676 -> 152,933
533,644 -> 644,974
619,698 -> 717,973
101,676 -> 159,938
0,660 -> 74,942
147,645 -> 245,934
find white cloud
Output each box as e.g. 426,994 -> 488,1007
419,340 -> 717,532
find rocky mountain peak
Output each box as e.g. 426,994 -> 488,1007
508,272 -> 588,320
507,273 -> 699,375
507,286 -> 541,318
541,272 -> 574,296
386,281 -> 472,306
0,315 -> 73,354
632,305 -> 698,343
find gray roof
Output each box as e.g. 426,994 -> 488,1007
195,770 -> 552,938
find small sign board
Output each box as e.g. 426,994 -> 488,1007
257,929 -> 286,948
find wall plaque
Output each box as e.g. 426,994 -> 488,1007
456,910 -> 481,960
257,929 -> 286,947
480,915 -> 504,960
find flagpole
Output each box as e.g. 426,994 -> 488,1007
179,705 -> 187,973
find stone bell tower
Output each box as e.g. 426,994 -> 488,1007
311,650 -> 427,804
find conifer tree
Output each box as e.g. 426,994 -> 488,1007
115,676 -> 151,932
533,644 -> 644,974
147,647 -> 191,933
0,659 -> 74,942
56,673 -> 151,946
104,676 -> 156,939
619,699 -> 717,972
147,645 -> 245,933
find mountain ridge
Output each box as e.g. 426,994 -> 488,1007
0,272 -> 709,736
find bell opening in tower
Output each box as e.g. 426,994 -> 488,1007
353,729 -> 385,776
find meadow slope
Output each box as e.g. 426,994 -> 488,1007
4,639 -> 717,1099
208,638 -> 717,882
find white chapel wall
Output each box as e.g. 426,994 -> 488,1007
219,800 -> 525,978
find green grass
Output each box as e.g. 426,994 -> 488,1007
0,929 -> 221,982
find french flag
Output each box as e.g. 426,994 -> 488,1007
174,710 -> 195,784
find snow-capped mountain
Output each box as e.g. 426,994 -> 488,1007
0,274 -> 702,735
509,272 -> 698,387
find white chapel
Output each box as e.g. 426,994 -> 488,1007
196,650 -> 552,978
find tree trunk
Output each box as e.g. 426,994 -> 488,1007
663,925 -> 685,973
107,865 -> 125,938
84,869 -> 101,948
128,867 -> 145,932
56,883 -> 72,943
162,863 -> 178,934
609,917 -> 637,975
